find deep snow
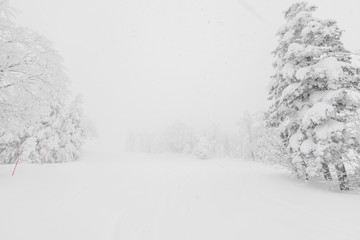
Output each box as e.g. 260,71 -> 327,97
0,140 -> 359,240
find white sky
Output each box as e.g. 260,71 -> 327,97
10,0 -> 360,138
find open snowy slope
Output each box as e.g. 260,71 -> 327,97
0,144 -> 359,240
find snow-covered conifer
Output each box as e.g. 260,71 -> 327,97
267,2 -> 360,190
23,96 -> 88,163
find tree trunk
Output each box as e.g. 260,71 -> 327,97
294,161 -> 309,181
322,163 -> 332,181
335,162 -> 350,191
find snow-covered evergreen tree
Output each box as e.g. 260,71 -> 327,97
267,2 -> 360,190
59,96 -> 88,161
20,96 -> 88,163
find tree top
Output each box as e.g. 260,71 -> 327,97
283,2 -> 317,20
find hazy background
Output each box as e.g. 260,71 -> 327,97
10,0 -> 360,140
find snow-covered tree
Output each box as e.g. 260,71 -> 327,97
0,130 -> 26,164
267,2 -> 360,190
162,122 -> 197,154
19,96 -> 89,163
234,111 -> 289,166
252,118 -> 290,167
0,5 -> 69,132
59,96 -> 88,161
0,1 -> 88,164
193,135 -> 212,160
237,112 -> 257,160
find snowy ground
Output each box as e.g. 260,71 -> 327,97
1,141 -> 360,240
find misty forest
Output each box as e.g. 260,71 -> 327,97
1,1 -> 360,240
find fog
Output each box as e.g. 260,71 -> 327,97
10,0 -> 360,140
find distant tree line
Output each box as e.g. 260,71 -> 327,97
124,113 -> 284,164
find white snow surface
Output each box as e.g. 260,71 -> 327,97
1,139 -> 360,240
314,119 -> 345,140
285,43 -> 304,59
300,137 -> 316,154
280,82 -> 299,100
309,90 -> 342,105
280,62 -> 296,79
302,102 -> 334,127
288,130 -> 304,151
295,57 -> 346,81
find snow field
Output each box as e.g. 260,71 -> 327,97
0,143 -> 359,240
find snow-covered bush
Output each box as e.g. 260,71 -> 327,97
267,2 -> 360,190
235,111 -> 290,168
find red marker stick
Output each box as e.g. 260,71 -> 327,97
12,146 -> 24,176
41,148 -> 49,164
